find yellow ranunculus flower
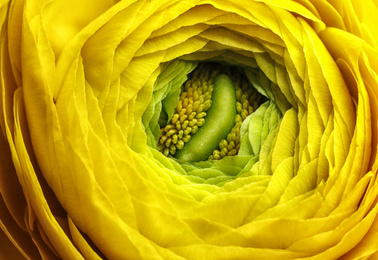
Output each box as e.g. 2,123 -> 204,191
1,0 -> 378,259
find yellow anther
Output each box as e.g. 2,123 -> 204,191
241,109 -> 249,120
176,100 -> 183,112
181,91 -> 188,100
213,153 -> 222,160
193,91 -> 199,101
194,79 -> 200,89
178,130 -> 184,138
183,127 -> 192,135
176,121 -> 181,130
193,100 -> 200,111
158,144 -> 165,151
182,120 -> 189,129
189,118 -> 197,126
202,83 -> 208,92
170,145 -> 176,155
171,114 -> 179,124
221,148 -> 228,157
196,118 -> 205,126
219,139 -> 228,149
188,112 -> 197,120
207,85 -> 214,94
233,126 -> 240,136
183,98 -> 189,108
236,102 -> 242,113
197,104 -> 205,113
177,140 -> 184,150
196,112 -> 207,119
163,148 -> 170,157
236,88 -> 242,101
227,132 -> 236,143
182,135 -> 191,142
166,137 -> 172,147
228,141 -> 235,150
235,121 -> 242,130
228,149 -> 237,156
184,80 -> 191,91
179,114 -> 188,123
160,135 -> 168,144
187,88 -> 193,97
166,129 -> 177,137
172,134 -> 178,144
235,114 -> 242,123
198,95 -> 204,104
203,92 -> 211,101
164,124 -> 175,132
242,99 -> 249,110
179,109 -> 187,117
191,125 -> 198,134
186,104 -> 193,115
203,100 -> 212,111
248,106 -> 254,114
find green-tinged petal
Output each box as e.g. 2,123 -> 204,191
143,60 -> 197,147
271,108 -> 298,172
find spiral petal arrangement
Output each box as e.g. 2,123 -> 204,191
1,0 -> 378,259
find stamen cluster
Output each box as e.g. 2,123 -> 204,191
159,63 -> 263,161
158,65 -> 217,156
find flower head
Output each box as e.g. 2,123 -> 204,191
1,0 -> 378,259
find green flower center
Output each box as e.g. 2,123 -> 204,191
158,63 -> 263,162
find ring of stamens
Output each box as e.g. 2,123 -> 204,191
159,63 -> 263,160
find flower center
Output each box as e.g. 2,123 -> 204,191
158,63 -> 263,162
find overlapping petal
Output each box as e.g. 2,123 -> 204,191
1,0 -> 378,259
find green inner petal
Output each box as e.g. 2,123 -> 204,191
142,60 -> 198,149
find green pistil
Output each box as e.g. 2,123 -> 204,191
175,74 -> 237,162
209,75 -> 261,160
